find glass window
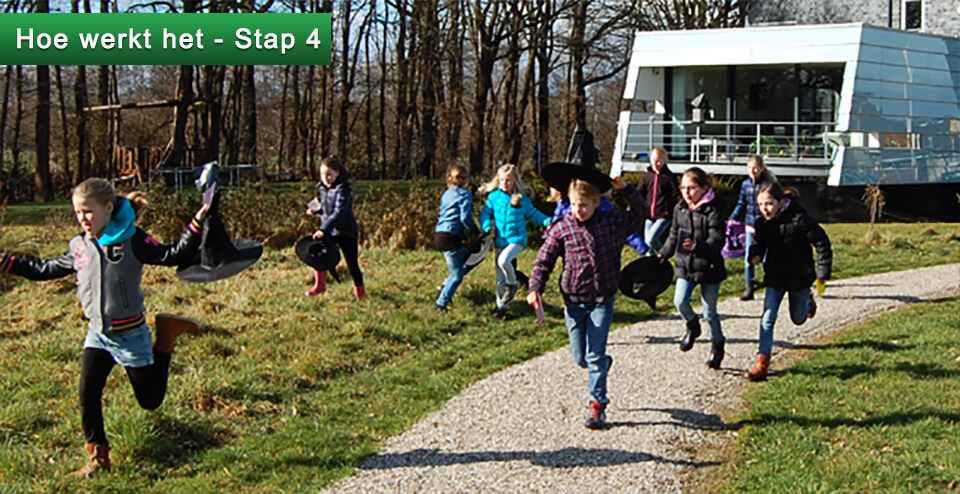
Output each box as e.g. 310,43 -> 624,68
903,1 -> 922,30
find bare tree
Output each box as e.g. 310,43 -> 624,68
465,0 -> 509,175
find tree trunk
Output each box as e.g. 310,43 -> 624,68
416,1 -> 438,178
335,0 -> 352,161
0,65 -> 12,189
444,0 -> 463,161
569,0 -> 588,131
11,66 -> 23,201
169,65 -> 193,168
35,64 -> 53,202
54,65 -> 70,185
239,65 -> 257,164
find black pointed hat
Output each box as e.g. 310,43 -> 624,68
542,126 -> 612,194
176,164 -> 263,283
295,236 -> 341,272
618,257 -> 674,309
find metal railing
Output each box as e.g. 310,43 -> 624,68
618,117 -> 837,164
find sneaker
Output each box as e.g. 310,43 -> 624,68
585,401 -> 606,430
807,290 -> 817,320
493,307 -> 509,321
435,304 -> 448,312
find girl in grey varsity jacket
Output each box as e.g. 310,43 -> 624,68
0,178 -> 209,477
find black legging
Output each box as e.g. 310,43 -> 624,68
333,235 -> 364,287
79,348 -> 171,445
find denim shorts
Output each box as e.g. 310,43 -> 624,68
84,322 -> 154,368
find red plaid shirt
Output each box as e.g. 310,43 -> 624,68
529,186 -> 648,301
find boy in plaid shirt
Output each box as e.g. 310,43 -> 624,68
526,176 -> 648,429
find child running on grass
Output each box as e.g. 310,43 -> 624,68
746,181 -> 832,381
479,163 -> 551,320
1,178 -> 209,477
658,167 -> 728,369
434,164 -> 479,310
527,176 -> 648,429
305,156 -> 366,300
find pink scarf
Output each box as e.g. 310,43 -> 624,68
689,189 -> 715,211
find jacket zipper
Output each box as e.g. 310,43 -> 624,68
117,276 -> 130,308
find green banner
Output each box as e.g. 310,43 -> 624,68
0,13 -> 331,65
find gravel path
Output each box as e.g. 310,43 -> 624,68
324,264 -> 960,493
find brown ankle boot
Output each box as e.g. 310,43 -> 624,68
746,354 -> 771,381
71,443 -> 110,478
154,314 -> 199,354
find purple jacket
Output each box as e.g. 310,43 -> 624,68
529,186 -> 648,301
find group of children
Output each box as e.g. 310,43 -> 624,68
0,150 -> 832,476
433,150 -> 832,429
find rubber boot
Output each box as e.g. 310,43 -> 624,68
354,285 -> 367,300
746,354 -> 771,381
706,339 -> 725,369
154,314 -> 199,355
740,281 -> 754,301
306,270 -> 327,296
679,318 -> 701,352
70,443 -> 111,478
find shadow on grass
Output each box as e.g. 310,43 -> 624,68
737,410 -> 960,429
357,446 -> 719,469
783,338 -> 916,352
132,414 -> 229,468
780,361 -> 960,380
613,407 -> 741,432
821,294 -> 925,304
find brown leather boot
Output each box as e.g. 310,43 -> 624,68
70,443 -> 110,478
746,354 -> 771,381
154,314 -> 199,354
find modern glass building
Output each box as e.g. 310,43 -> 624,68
611,23 -> 960,186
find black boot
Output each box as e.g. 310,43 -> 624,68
706,339 -> 725,369
740,282 -> 754,301
679,319 -> 701,352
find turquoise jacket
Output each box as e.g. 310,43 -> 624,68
480,189 -> 551,248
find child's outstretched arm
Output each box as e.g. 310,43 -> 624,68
522,196 -> 551,228
614,178 -> 650,233
479,197 -> 494,233
1,249 -> 75,280
803,215 -> 833,281
132,205 -> 208,266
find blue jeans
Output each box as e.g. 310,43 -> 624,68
673,278 -> 724,343
564,297 -> 616,404
758,286 -> 811,355
436,247 -> 467,308
744,230 -> 755,283
644,218 -> 671,256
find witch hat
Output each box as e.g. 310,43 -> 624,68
295,236 -> 340,272
542,126 -> 612,194
176,163 -> 263,283
618,257 -> 674,309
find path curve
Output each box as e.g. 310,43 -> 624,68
324,264 -> 960,493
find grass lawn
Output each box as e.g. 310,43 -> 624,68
0,207 -> 957,492
721,296 -> 960,493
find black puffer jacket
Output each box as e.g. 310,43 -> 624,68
660,196 -> 727,284
749,197 -> 832,291
315,170 -> 359,238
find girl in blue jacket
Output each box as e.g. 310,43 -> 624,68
479,164 -> 551,319
434,164 -> 479,310
728,155 -> 775,300
306,156 -> 366,300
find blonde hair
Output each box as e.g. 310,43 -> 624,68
478,163 -> 533,207
567,179 -> 602,200
446,164 -> 469,188
546,187 -> 563,203
651,147 -> 669,161
72,178 -> 150,214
